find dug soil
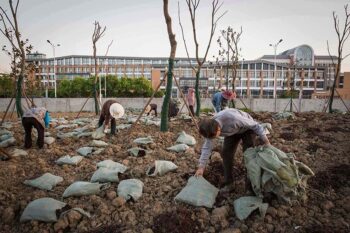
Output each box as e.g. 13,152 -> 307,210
0,111 -> 349,233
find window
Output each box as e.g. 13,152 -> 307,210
74,58 -> 81,65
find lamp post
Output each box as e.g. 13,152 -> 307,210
240,58 -> 244,97
269,38 -> 283,112
47,40 -> 60,98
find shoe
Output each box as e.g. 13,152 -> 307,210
219,183 -> 235,194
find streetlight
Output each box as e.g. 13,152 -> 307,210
47,40 -> 60,98
269,38 -> 283,111
240,58 -> 244,97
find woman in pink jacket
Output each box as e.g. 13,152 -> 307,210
187,88 -> 196,116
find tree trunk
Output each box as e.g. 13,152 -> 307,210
93,44 -> 99,115
16,74 -> 23,117
195,69 -> 201,116
161,0 -> 177,132
160,59 -> 174,131
329,61 -> 341,113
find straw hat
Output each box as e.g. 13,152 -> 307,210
109,103 -> 125,119
222,90 -> 236,100
145,105 -> 151,113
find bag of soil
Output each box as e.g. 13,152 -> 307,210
63,181 -> 110,198
233,196 -> 268,220
56,155 -> 83,165
76,132 -> 93,138
127,147 -> 147,157
55,124 -> 78,130
0,137 -> 16,148
0,134 -> 12,141
116,124 -> 132,130
133,137 -> 154,144
44,137 -> 55,145
273,112 -> 295,120
23,173 -> 63,191
97,160 -> 128,173
11,148 -> 28,157
174,176 -> 219,208
117,179 -> 144,201
176,131 -> 196,146
90,140 -> 108,147
20,197 -> 67,222
92,125 -> 105,139
91,167 -> 121,183
93,148 -> 104,155
77,147 -> 93,157
57,132 -> 78,139
0,129 -> 12,136
167,143 -> 189,153
146,160 -> 178,176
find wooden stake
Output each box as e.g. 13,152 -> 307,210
131,76 -> 166,128
76,96 -> 91,119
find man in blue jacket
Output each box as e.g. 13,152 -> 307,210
212,90 -> 236,112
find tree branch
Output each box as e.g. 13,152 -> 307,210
178,1 -> 196,71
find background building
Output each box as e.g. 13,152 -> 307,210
26,44 -> 347,99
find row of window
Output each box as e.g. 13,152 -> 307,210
39,58 -> 199,66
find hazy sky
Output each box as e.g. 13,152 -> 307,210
1,0 -> 349,72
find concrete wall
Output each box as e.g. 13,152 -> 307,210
0,98 -> 349,113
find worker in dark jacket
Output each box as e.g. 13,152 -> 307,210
22,106 -> 50,149
98,100 -> 124,135
168,99 -> 179,119
145,103 -> 158,117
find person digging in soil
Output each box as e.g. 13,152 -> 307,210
99,100 -> 125,135
22,105 -> 51,149
195,108 -> 271,193
145,103 -> 158,117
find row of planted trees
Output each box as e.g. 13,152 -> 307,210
0,75 -> 163,98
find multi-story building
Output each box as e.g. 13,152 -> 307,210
26,44 -> 344,98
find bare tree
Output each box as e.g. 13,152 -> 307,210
217,26 -> 243,91
178,0 -> 226,116
327,3 -> 350,113
0,0 -> 33,116
92,21 -> 106,115
161,0 -> 177,131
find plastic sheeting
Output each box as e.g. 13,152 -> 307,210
233,196 -> 268,220
244,145 -> 314,202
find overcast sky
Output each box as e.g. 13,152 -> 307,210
0,0 -> 349,72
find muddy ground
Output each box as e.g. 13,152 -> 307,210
0,111 -> 349,233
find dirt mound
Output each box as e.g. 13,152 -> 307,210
309,164 -> 350,191
153,206 -> 200,233
1,112 -> 350,233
